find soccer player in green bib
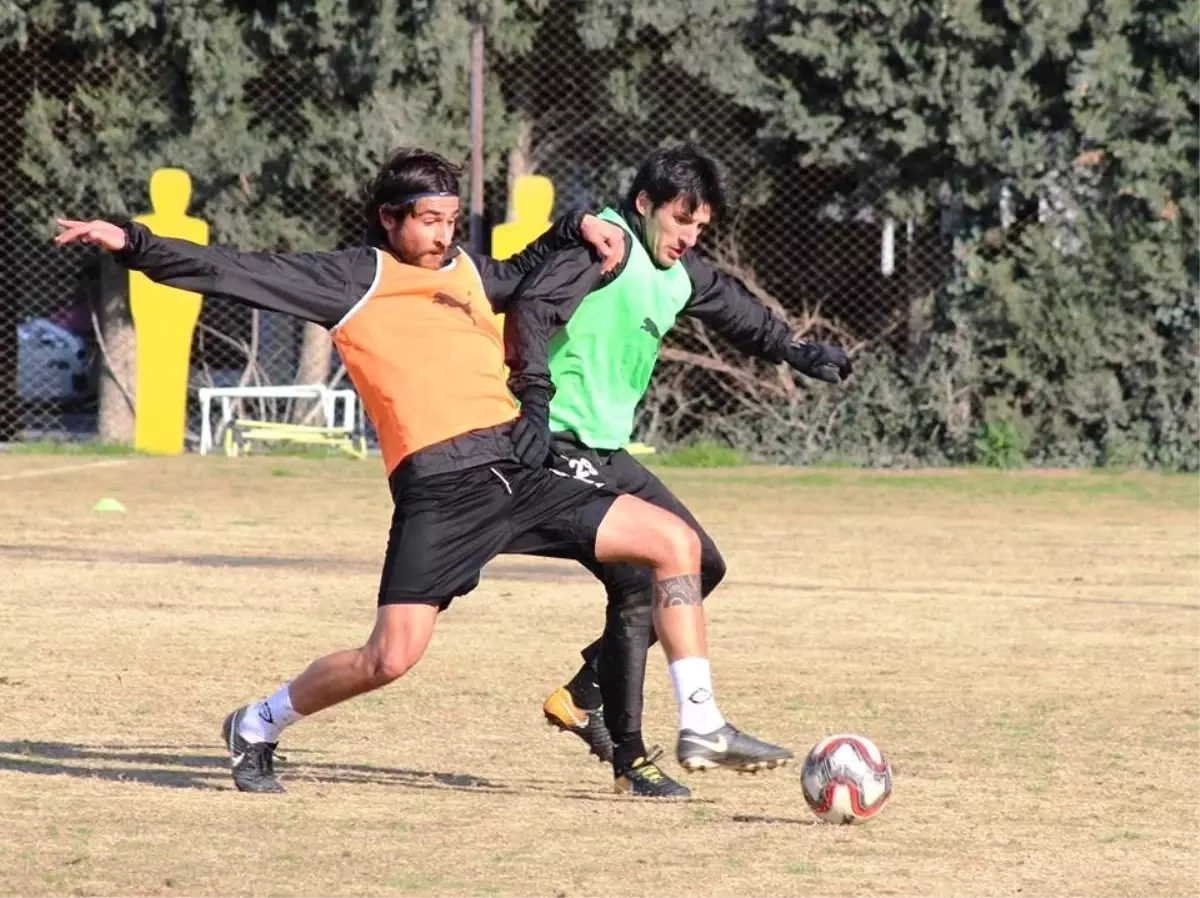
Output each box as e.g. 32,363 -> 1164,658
504,145 -> 852,797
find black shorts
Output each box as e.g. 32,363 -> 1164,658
378,461 -> 618,608
504,433 -> 724,592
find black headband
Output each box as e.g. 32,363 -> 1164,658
385,191 -> 458,208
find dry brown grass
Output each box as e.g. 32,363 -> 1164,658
0,454 -> 1197,897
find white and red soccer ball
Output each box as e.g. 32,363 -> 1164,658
801,733 -> 893,824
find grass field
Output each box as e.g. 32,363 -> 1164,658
1,453 -> 1197,897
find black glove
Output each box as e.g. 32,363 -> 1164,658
511,389 -> 553,467
784,339 -> 852,385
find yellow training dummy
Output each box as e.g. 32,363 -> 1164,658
492,174 -> 555,260
129,168 -> 209,455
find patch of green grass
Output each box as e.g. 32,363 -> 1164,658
992,717 -> 1036,740
388,875 -> 439,892
788,861 -> 818,875
1100,830 -> 1142,843
253,443 -> 362,460
974,421 -> 1031,469
651,441 -> 750,468
662,466 -> 1198,508
270,467 -> 297,477
6,440 -> 144,456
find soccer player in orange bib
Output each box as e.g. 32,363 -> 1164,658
55,147 -> 793,795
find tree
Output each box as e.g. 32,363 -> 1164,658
779,0 -> 1197,467
498,0 -> 1197,467
6,0 -> 522,440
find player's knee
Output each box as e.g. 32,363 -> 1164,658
371,648 -> 417,685
659,516 -> 702,572
363,603 -> 437,686
362,642 -> 422,686
701,545 -> 727,596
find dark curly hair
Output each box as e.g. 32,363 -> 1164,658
362,147 -> 462,246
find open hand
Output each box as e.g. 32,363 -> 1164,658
54,219 -> 127,252
579,215 -> 627,273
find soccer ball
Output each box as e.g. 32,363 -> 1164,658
800,733 -> 893,824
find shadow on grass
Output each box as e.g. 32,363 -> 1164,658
0,544 -> 592,584
0,740 -> 514,795
4,543 -> 1195,612
732,812 -> 821,826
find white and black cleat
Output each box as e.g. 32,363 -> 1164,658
676,722 -> 794,773
221,706 -> 286,793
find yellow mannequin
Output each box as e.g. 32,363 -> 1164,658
492,174 -> 555,260
129,168 -> 209,455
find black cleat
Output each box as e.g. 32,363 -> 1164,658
542,686 -> 614,764
676,722 -> 794,773
221,706 -> 286,793
614,747 -> 692,798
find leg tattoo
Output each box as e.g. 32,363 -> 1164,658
654,573 -> 703,608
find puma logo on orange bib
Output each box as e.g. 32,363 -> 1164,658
332,251 -> 516,473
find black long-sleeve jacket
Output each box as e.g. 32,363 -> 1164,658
504,205 -> 794,399
115,212 -> 590,327
112,212 -> 592,480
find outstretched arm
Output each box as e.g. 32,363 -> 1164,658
680,252 -> 794,362
55,218 -> 374,329
681,252 -> 852,384
467,212 -> 626,310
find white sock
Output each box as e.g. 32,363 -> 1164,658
669,657 -> 726,734
238,683 -> 304,744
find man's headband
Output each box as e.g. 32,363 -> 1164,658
386,191 -> 458,208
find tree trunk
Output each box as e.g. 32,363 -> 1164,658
96,254 -> 136,443
289,321 -> 332,423
505,118 -> 536,223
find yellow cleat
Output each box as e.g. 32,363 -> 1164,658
542,686 -> 614,763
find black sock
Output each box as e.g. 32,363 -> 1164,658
612,733 -> 649,775
564,663 -> 602,711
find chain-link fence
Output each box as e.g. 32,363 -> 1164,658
493,10 -> 955,448
0,37 -> 369,447
0,40 -> 93,442
0,24 -> 951,453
